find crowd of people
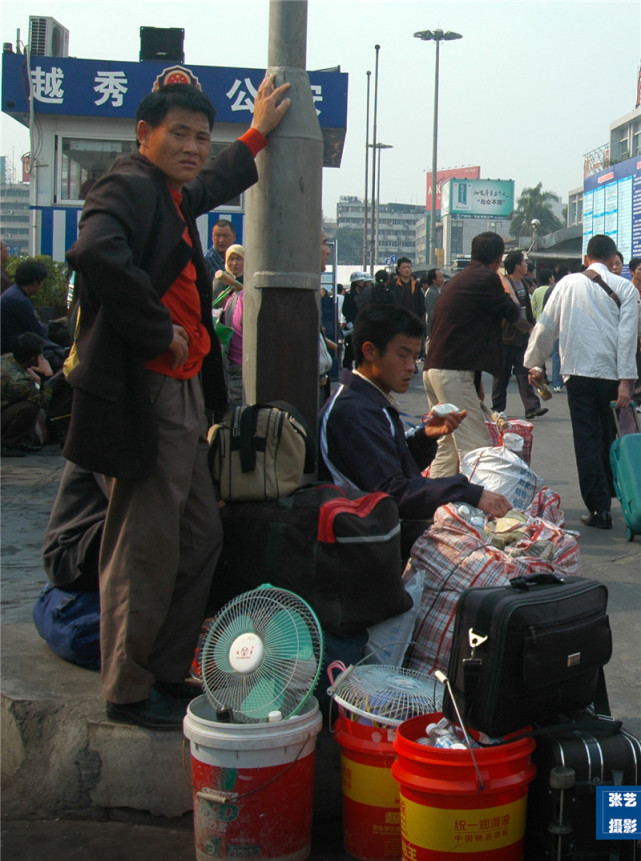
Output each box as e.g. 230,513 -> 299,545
2,74 -> 640,735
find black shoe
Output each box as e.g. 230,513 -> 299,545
105,687 -> 187,729
525,408 -> 549,419
580,511 -> 613,530
1,445 -> 25,458
155,680 -> 201,702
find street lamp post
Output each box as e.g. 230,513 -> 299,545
372,143 -> 393,265
363,70 -> 371,270
414,28 -> 462,266
369,45 -> 380,274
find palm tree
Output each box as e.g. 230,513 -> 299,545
509,183 -> 564,238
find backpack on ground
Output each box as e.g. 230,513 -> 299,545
208,402 -> 315,502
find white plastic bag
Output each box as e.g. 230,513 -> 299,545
461,445 -> 542,510
364,568 -> 425,666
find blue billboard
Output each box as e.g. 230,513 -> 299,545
583,155 -> 641,262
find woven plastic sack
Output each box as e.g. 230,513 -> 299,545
484,418 -> 534,465
462,444 -> 542,509
405,495 -> 581,675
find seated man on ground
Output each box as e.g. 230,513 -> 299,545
1,332 -> 55,456
320,305 -> 511,556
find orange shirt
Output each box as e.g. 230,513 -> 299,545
145,188 -> 210,379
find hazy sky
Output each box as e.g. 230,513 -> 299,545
2,0 -> 640,218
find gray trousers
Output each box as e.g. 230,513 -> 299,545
99,372 -> 221,703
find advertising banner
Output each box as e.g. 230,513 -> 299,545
441,179 -> 514,218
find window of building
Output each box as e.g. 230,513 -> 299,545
55,137 -> 243,207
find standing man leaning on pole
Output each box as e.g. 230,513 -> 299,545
63,76 -> 290,729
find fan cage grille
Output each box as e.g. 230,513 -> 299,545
201,586 -> 323,723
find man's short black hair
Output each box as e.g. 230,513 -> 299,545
586,234 -> 617,262
396,256 -> 412,271
554,263 -> 571,280
136,84 -> 216,136
213,218 -> 235,234
629,257 -> 641,272
427,268 -> 440,285
353,304 -> 424,365
14,332 -> 45,363
504,250 -> 525,275
14,260 -> 48,288
540,267 -> 554,285
470,232 -> 504,265
615,250 -> 623,263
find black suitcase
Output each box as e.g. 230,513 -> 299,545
525,711 -> 641,860
443,573 -> 613,736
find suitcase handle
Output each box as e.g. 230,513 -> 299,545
509,572 -> 565,589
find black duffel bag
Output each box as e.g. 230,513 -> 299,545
212,483 -> 411,638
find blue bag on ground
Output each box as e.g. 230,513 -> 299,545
32,583 -> 101,670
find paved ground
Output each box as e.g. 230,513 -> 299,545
1,373 -> 640,859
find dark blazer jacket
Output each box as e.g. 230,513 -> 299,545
424,260 -> 520,378
64,144 -> 258,480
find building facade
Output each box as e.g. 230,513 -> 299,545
335,196 -> 425,265
1,24 -> 348,261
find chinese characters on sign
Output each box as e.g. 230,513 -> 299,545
94,71 -> 129,107
226,76 -> 323,115
31,65 -> 130,107
30,67 -> 324,116
596,786 -> 640,840
30,66 -> 65,104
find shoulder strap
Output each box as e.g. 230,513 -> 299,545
584,268 -> 621,308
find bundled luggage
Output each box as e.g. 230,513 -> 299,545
405,487 -> 581,675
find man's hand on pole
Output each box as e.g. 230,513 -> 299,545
251,73 -> 291,136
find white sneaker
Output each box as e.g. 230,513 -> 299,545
553,386 -> 563,393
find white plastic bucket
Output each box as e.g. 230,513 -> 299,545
184,695 -> 322,861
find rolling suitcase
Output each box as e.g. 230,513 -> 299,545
524,709 -> 641,860
443,573 -> 613,736
610,402 -> 641,542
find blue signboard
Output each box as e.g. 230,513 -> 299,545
596,786 -> 641,840
583,155 -> 641,261
2,53 -> 348,167
2,53 -> 347,126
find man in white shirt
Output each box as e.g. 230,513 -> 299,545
525,234 -> 640,530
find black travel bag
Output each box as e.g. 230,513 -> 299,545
443,573 -> 613,736
211,483 -> 411,637
524,704 -> 641,860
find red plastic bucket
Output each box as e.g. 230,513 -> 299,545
392,713 -> 536,861
334,717 -> 401,861
184,695 -> 322,861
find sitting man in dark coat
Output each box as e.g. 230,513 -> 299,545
320,305 -> 511,558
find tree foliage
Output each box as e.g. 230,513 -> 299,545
335,228 -> 364,265
509,182 -> 564,238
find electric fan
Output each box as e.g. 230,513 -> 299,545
200,585 -> 324,723
327,664 -> 443,727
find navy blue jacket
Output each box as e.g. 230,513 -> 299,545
319,370 -> 484,519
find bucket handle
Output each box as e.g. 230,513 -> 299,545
189,731 -> 315,804
435,671 -> 486,792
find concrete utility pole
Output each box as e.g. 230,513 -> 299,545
244,0 -> 324,436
